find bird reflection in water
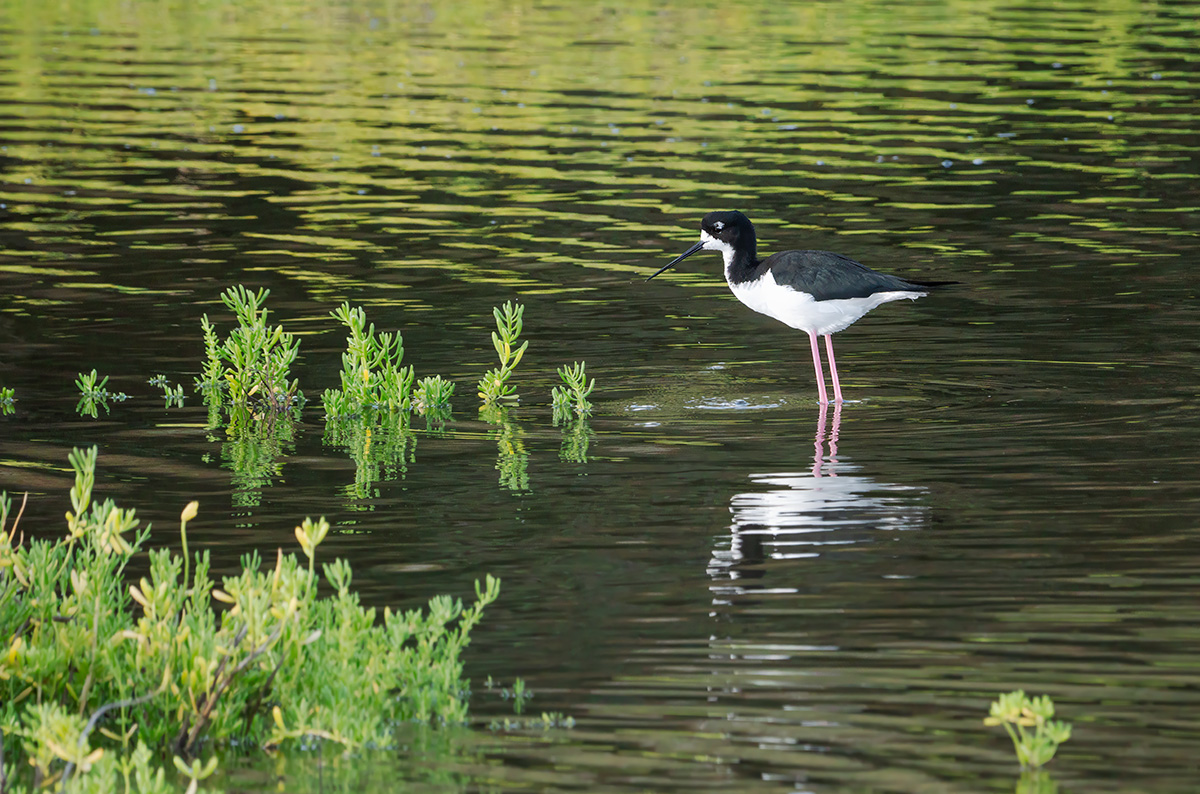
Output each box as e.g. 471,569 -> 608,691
812,401 -> 841,478
709,404 -> 930,600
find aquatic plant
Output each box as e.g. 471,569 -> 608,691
488,712 -> 576,732
321,302 -> 413,419
1,386 -> 15,415
75,370 -> 129,417
150,375 -> 186,407
196,286 -> 302,414
195,315 -> 223,394
1016,770 -> 1060,794
76,369 -> 110,400
551,361 -> 594,421
0,447 -> 500,792
985,690 -> 1072,770
320,303 -> 441,497
162,382 -> 186,407
503,677 -> 531,714
549,362 -> 595,463
413,375 -> 455,422
477,301 -> 528,404
482,677 -> 574,732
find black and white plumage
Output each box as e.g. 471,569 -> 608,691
648,210 -> 948,404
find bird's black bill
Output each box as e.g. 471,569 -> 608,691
646,240 -> 705,281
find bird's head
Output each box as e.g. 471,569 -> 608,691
699,210 -> 754,254
647,210 -> 756,280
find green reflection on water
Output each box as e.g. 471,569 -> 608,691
3,0 -> 1194,302
1,0 -> 1199,791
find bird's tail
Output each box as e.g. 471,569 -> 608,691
904,278 -> 958,289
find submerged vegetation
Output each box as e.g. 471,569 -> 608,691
55,289 -> 595,476
551,361 -> 594,421
149,375 -> 187,408
138,287 -> 601,503
75,370 -> 129,418
196,286 -> 303,418
307,293 -> 590,495
551,362 -> 595,463
477,301 -> 529,405
321,302 -> 414,420
412,375 -> 455,422
985,690 -> 1072,771
0,448 -> 500,792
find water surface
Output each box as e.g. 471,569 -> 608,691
2,0 -> 1199,791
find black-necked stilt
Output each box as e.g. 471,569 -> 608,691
648,210 -> 949,405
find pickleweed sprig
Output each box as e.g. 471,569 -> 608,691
478,301 -> 528,404
76,369 -> 110,400
197,285 -> 303,415
985,690 -> 1072,770
196,315 -> 224,394
551,361 -> 595,421
75,370 -> 128,417
173,755 -> 219,794
161,382 -> 186,407
322,302 -> 414,419
150,375 -> 186,407
413,374 -> 455,421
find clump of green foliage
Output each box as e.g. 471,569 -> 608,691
75,370 -> 130,417
985,690 -> 1072,770
149,375 -> 186,408
319,303 -> 438,497
550,362 -> 595,463
551,361 -> 594,421
413,375 -> 455,421
0,447 -> 500,792
195,286 -> 302,415
1,386 -> 15,416
321,302 -> 414,419
482,677 -> 574,732
477,301 -> 528,404
76,369 -> 112,401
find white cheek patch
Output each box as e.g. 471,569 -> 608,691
700,229 -> 728,251
699,229 -> 736,269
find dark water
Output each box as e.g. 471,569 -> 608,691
2,0 -> 1200,791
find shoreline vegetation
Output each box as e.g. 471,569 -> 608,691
0,447 -> 499,792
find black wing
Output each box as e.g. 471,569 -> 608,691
760,249 -> 948,301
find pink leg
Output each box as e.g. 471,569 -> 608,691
823,335 -> 844,404
808,331 -> 828,405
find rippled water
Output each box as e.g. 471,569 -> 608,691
3,0 -> 1200,791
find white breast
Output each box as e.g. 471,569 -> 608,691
727,270 -> 925,336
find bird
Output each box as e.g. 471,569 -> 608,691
647,210 -> 949,405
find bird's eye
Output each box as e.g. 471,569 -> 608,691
713,221 -> 725,231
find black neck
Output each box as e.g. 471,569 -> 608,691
727,246 -> 760,283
